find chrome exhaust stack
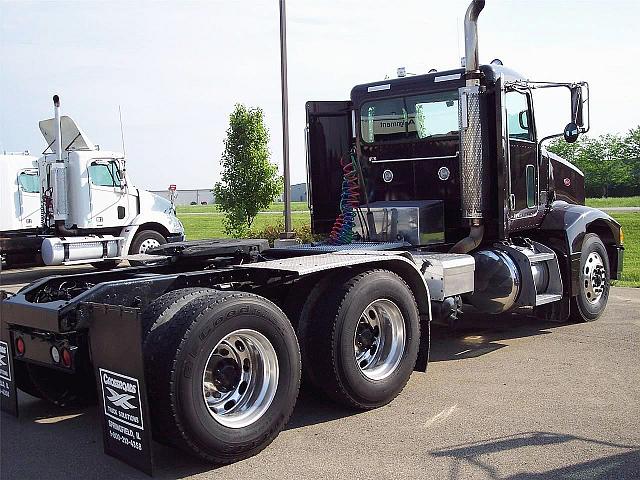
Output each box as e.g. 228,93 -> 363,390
451,0 -> 485,254
53,95 -> 63,162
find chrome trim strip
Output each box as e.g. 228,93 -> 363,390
434,73 -> 461,83
367,84 -> 391,93
369,152 -> 459,163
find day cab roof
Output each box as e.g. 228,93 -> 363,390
351,64 -> 526,105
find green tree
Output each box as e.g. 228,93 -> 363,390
214,104 -> 283,237
547,131 -> 636,197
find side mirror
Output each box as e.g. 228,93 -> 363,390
570,85 -> 584,129
518,110 -> 529,130
563,122 -> 579,143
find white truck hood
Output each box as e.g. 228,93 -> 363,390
138,189 -> 174,215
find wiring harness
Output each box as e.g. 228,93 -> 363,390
328,152 -> 361,245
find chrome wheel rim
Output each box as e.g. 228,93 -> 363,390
353,299 -> 406,381
583,251 -> 606,304
202,329 -> 279,429
138,238 -> 161,254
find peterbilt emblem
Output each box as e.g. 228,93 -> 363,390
438,166 -> 450,181
564,178 -> 571,187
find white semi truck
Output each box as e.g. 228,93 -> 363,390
0,152 -> 41,234
0,96 -> 184,268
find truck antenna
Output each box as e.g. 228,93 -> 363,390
118,105 -> 126,159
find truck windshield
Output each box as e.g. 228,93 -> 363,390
18,172 -> 40,193
360,90 -> 459,144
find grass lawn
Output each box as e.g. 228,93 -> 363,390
179,211 -> 311,240
610,212 -> 639,287
177,202 -> 308,214
586,196 -> 640,208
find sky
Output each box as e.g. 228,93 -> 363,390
1,0 -> 639,191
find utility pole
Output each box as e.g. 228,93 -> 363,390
279,0 -> 294,238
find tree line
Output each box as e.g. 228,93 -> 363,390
547,126 -> 640,198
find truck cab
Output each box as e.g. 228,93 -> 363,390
0,153 -> 41,233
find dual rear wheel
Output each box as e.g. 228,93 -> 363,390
142,269 -> 420,462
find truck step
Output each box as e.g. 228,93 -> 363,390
535,293 -> 563,306
528,252 -> 555,263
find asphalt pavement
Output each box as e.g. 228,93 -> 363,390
1,266 -> 639,479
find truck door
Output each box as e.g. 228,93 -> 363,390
17,169 -> 41,229
505,89 -> 540,228
87,159 -> 130,228
306,101 -> 353,234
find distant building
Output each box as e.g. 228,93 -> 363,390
291,183 -> 307,202
154,183 -> 307,206
276,183 -> 307,203
151,189 -> 215,206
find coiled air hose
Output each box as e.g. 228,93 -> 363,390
328,152 -> 361,245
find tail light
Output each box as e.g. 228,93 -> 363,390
15,337 -> 25,356
61,348 -> 72,368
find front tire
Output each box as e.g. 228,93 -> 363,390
129,230 -> 166,255
143,291 -> 301,463
570,233 -> 610,322
298,269 -> 420,409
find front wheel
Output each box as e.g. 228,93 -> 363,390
570,233 -> 610,322
129,230 -> 166,255
143,291 -> 301,463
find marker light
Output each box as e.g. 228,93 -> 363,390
15,337 -> 25,356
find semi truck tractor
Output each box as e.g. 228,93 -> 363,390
0,97 -> 185,268
0,152 -> 41,235
0,1 -> 623,474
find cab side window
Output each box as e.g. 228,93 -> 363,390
506,91 -> 533,141
88,161 -> 121,187
18,172 -> 40,193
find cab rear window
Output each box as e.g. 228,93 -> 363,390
360,90 -> 459,144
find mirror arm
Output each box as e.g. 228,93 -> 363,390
537,132 -> 564,158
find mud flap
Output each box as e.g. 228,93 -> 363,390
534,296 -> 571,323
85,302 -> 154,476
0,293 -> 18,416
414,315 -> 431,372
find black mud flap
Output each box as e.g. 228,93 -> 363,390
414,315 -> 431,372
85,303 -> 154,476
0,293 -> 18,416
0,327 -> 18,416
534,296 -> 571,323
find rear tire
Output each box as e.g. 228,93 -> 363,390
143,291 -> 301,463
298,269 -> 420,409
140,287 -> 215,340
570,233 -> 610,322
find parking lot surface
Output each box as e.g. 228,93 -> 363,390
1,266 -> 639,479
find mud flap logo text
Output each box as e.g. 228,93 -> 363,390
100,369 -> 143,430
0,341 -> 11,382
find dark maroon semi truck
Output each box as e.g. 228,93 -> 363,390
0,0 -> 623,474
